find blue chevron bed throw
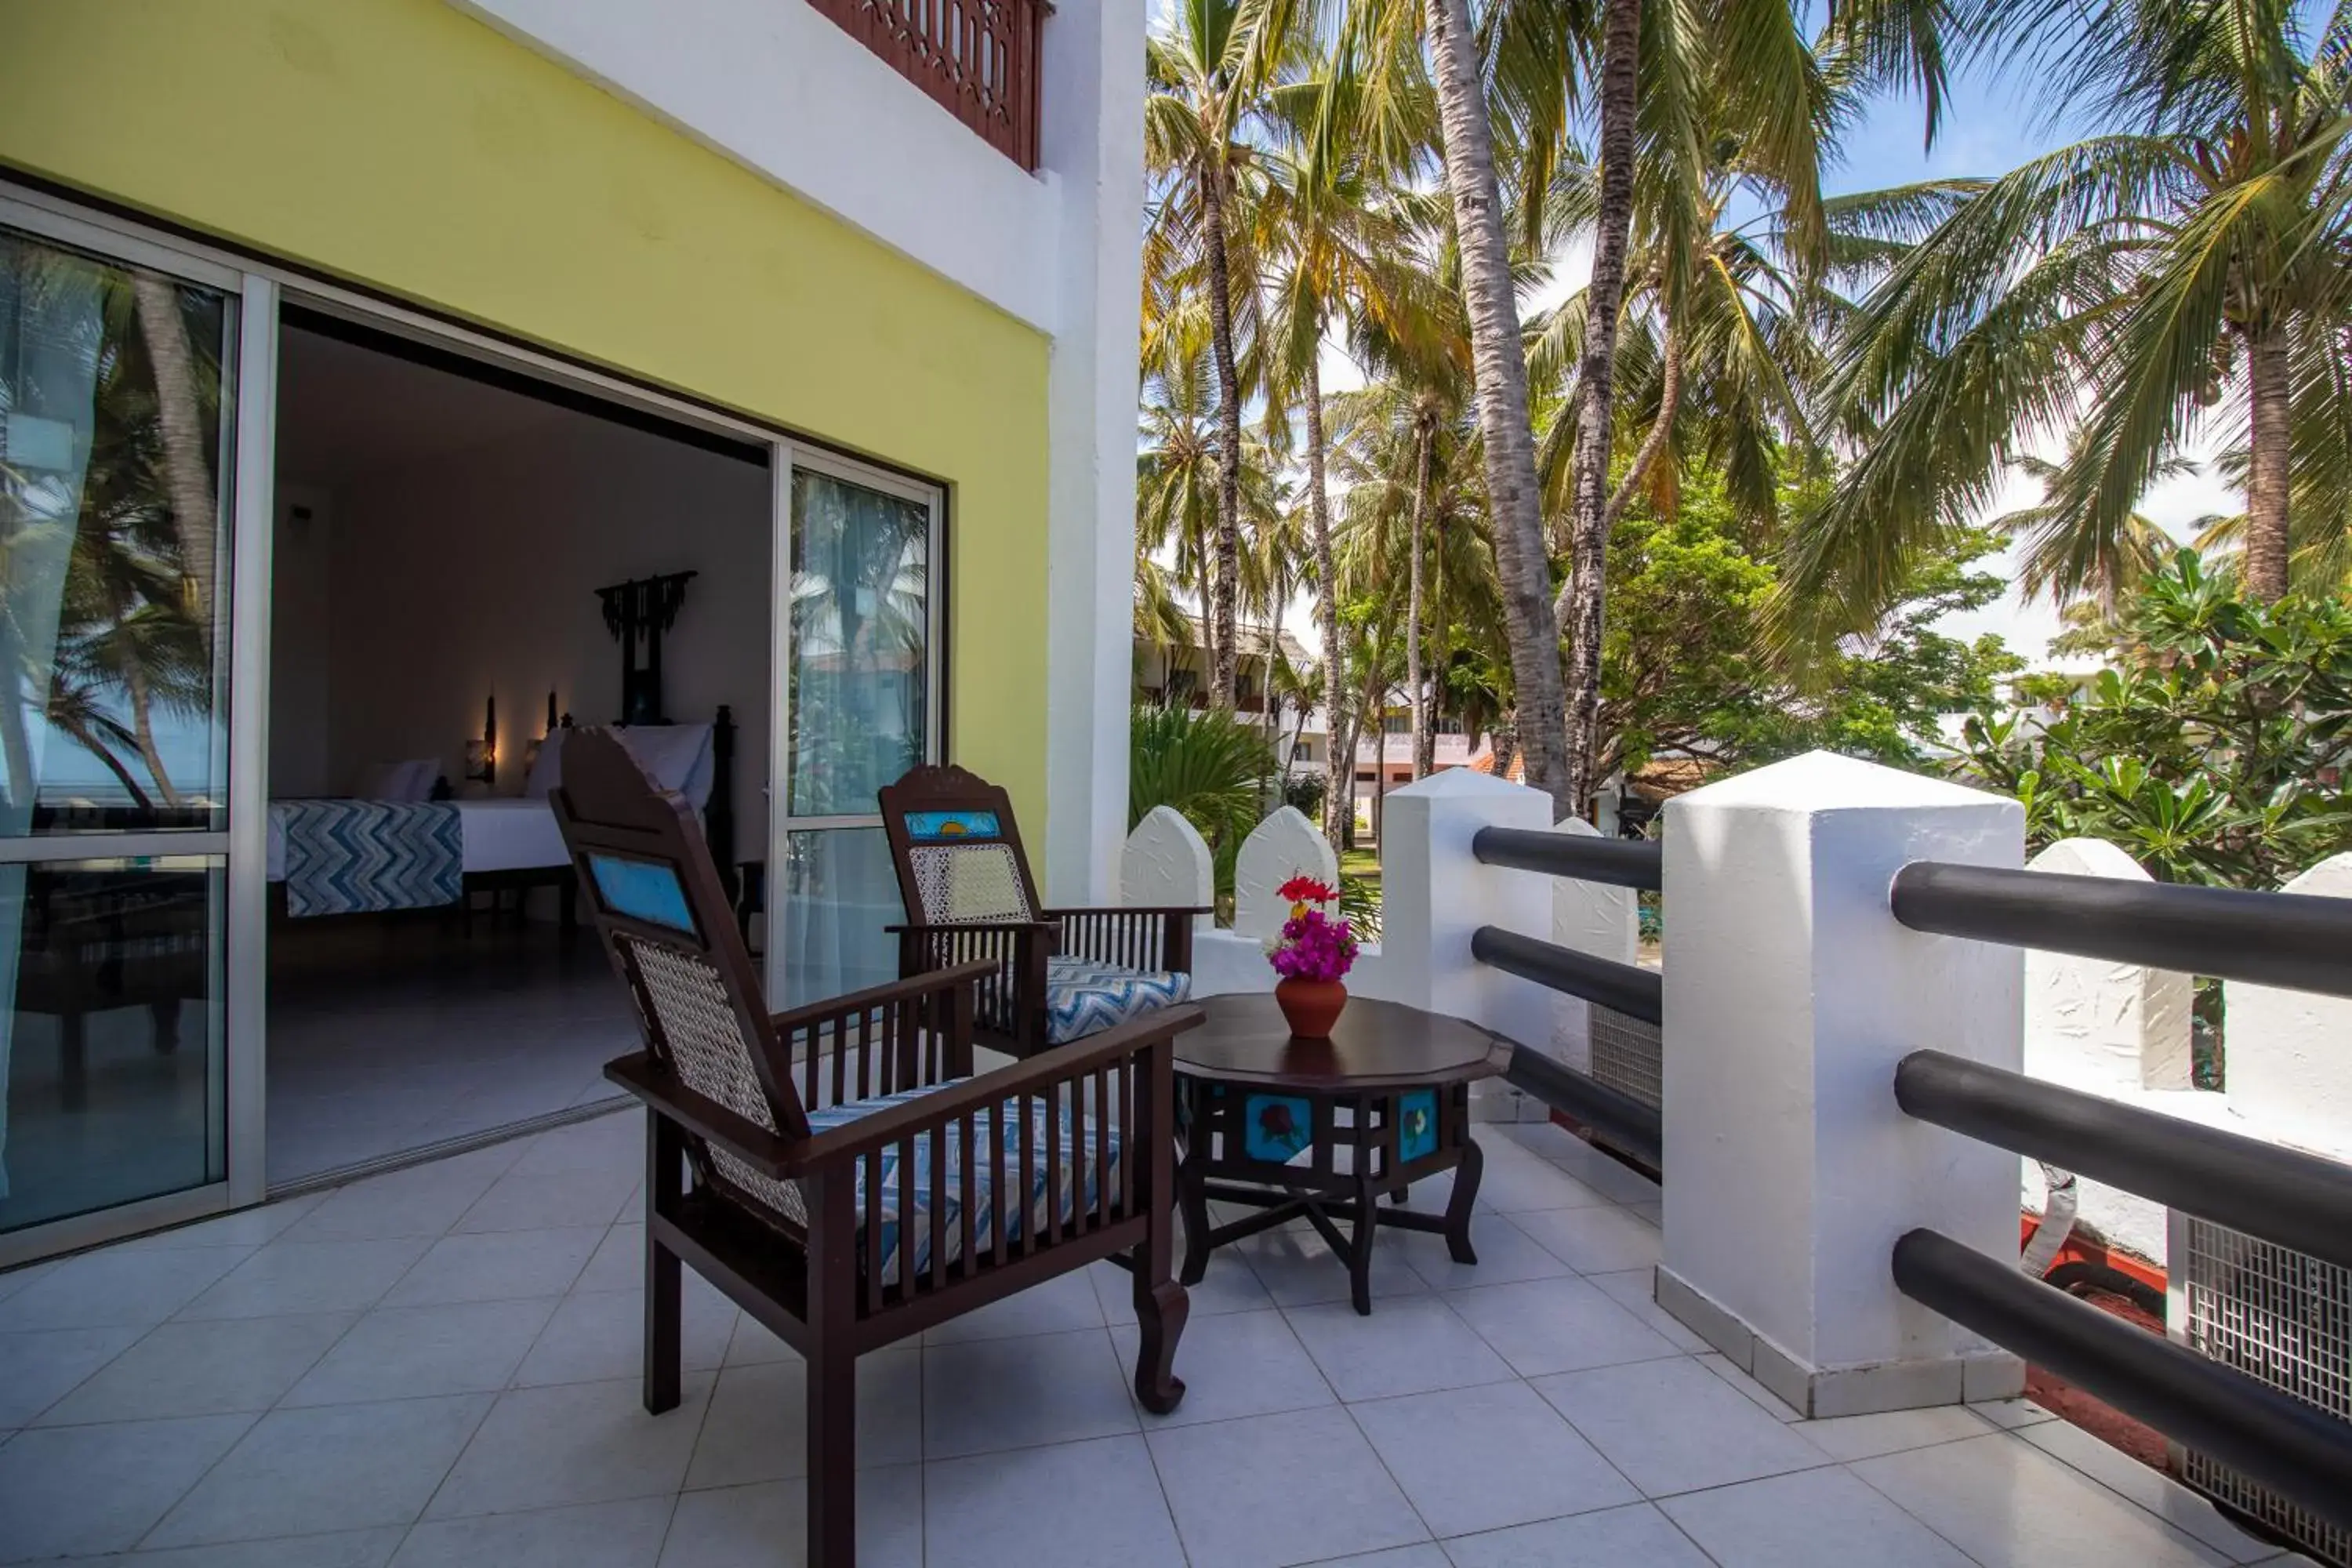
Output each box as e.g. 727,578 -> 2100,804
274,800 -> 465,917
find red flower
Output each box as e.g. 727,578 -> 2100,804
1276,875 -> 1338,904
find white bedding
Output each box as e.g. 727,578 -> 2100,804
267,797 -> 570,881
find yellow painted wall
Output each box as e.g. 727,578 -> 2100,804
0,0 -> 1051,838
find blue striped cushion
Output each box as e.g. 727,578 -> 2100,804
1043,956 -> 1192,1045
804,1080 -> 1116,1283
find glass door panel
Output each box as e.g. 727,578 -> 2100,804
0,223 -> 234,1240
775,459 -> 938,1006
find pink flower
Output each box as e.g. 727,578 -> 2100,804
1267,905 -> 1358,983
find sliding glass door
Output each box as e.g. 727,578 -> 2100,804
0,223 -> 241,1250
769,446 -> 942,1006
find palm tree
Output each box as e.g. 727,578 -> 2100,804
1795,0 -> 2352,612
1146,0 -> 1303,708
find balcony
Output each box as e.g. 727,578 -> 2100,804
806,0 -> 1046,169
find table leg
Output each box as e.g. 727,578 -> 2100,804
1178,1143 -> 1213,1287
1348,1169 -> 1377,1316
1443,1135 -> 1482,1266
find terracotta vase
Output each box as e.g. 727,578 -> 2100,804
1275,976 -> 1348,1039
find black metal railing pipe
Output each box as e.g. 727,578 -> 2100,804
1504,1046 -> 1663,1169
1471,927 -> 1663,1025
1471,827 -> 1663,891
1891,861 -> 2352,999
1894,1229 -> 2352,1535
1896,1050 -> 2352,1275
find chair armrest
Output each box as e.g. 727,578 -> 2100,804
787,1003 -> 1205,1175
768,959 -> 996,1034
1040,906 -> 1207,975
604,1051 -> 796,1179
884,920 -> 1059,938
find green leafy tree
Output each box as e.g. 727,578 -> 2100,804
1130,702 -> 1279,903
1954,550 -> 2352,887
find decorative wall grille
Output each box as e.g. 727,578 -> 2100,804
1591,1004 -> 1663,1110
806,0 -> 1047,170
2172,1213 -> 2352,1567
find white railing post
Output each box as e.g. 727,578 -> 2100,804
2226,851 -> 2352,1154
1120,805 -> 1213,930
1544,815 -> 1642,1077
2024,837 -> 2193,1094
1377,769 -> 1553,1054
1657,751 -> 2027,1417
1233,805 -> 1338,942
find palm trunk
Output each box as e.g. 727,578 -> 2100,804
1263,566 -> 1285,760
49,713 -> 154,811
1307,358 -> 1347,851
1606,324 -> 1680,532
1425,0 -> 1571,815
125,667 -> 184,808
1490,713 -> 1519,780
1556,0 -> 1644,818
2243,322 -> 2292,601
1374,698 -> 1390,845
1405,416 -> 1432,781
132,275 -> 218,628
1419,525 -> 1445,776
1200,158 -> 1246,708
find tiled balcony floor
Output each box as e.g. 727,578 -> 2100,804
0,1118 -> 2314,1567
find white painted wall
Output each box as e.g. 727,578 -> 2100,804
278,416 -> 771,815
447,0 -> 1144,902
2227,851 -> 2352,1156
1545,815 -> 1641,1076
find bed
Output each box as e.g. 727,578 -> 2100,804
267,706 -> 739,925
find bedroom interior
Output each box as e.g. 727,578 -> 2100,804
262,314 -> 775,1187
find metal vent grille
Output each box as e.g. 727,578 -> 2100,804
1589,1005 -> 1662,1110
2174,1214 -> 2352,1566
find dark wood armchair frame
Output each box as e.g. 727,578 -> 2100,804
554,731 -> 1198,1567
879,764 -> 1207,1056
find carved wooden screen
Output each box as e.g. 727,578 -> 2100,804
806,0 -> 1047,171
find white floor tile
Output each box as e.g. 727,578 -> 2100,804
515,1279 -> 736,1388
77,1525 -> 406,1566
1110,1307 -> 1336,1426
1388,1212 -> 1576,1293
2021,1415 -> 2281,1563
387,1496 -> 672,1567
922,1433 -> 1186,1567
1444,1275 -> 1681,1377
923,1265 -> 1105,1344
576,1225 -> 647,1294
1586,1269 -> 1709,1354
510,1112 -> 645,1178
1694,1352 -> 1806,1421
0,1412 -> 253,1560
1661,1465 -> 1976,1566
426,1376 -> 711,1519
120,1194 -> 324,1250
0,1259 -> 56,1304
0,1245 -> 251,1331
1542,1150 -> 1661,1206
1351,1380 -> 1638,1538
145,1396 -> 490,1547
1441,1501 -> 1712,1568
1533,1356 -> 1831,1497
454,1167 -> 637,1234
684,1348 -> 921,1490
38,1314 -> 354,1425
720,1309 -> 793,1369
1300,1548 -> 1451,1567
1093,1251 -> 1274,1324
921,1327 -> 1138,1458
0,1324 -> 143,1425
283,1179 -> 492,1245
1286,1294 -> 1515,1403
1851,1432 -> 2235,1568
1232,1221 -> 1431,1308
1792,1403 -> 2000,1461
380,1228 -> 604,1308
1148,1405 -> 1430,1568
1970,1396 -> 2060,1429
1487,1122 -> 1593,1163
1511,1204 -> 1663,1274
1464,1145 -> 1621,1214
656,1466 -> 924,1567
284,1298 -> 557,1406
175,1236 -> 433,1320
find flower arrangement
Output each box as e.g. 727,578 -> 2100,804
1267,875 -> 1359,984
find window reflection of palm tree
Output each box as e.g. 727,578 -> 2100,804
789,475 -> 926,815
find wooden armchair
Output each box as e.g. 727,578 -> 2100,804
553,731 -> 1200,1568
878,763 -> 1207,1055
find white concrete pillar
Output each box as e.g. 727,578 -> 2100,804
1544,815 -> 1641,1076
1120,806 -> 1212,927
1657,751 -> 2027,1417
1233,806 -> 1339,942
2226,851 -> 2352,1153
2024,838 -> 2192,1094
1378,769 -> 1554,1050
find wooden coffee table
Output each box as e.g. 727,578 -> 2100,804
1173,992 -> 1512,1315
